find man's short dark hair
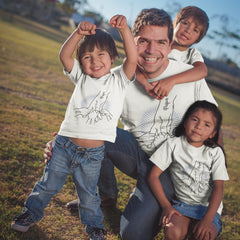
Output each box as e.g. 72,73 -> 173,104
131,8 -> 173,42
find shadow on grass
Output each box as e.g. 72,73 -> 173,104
67,205 -> 122,236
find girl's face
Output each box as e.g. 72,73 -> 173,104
184,108 -> 217,147
173,16 -> 203,50
80,46 -> 113,78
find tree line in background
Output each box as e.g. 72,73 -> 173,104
1,0 -> 240,69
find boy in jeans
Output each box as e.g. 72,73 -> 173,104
11,14 -> 137,240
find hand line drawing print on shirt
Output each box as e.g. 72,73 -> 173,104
74,90 -> 113,124
178,160 -> 211,195
141,95 -> 177,151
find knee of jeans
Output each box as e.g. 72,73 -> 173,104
120,220 -> 145,240
120,223 -> 153,240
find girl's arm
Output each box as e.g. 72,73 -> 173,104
110,15 -> 137,80
193,180 -> 224,239
59,21 -> 96,73
148,165 -> 181,226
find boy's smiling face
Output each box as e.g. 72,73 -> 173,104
80,46 -> 113,78
173,16 -> 203,50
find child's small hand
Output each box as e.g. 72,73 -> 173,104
77,21 -> 96,35
110,15 -> 128,29
193,219 -> 214,240
152,78 -> 175,99
160,206 -> 181,227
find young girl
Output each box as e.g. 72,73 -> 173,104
11,15 -> 137,240
137,6 -> 209,100
148,100 -> 229,240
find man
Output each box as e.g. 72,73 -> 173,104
45,8 -> 218,240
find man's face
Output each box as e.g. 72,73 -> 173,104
134,25 -> 172,79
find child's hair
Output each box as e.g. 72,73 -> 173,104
174,100 -> 222,148
77,29 -> 119,64
173,6 -> 209,43
131,8 -> 173,42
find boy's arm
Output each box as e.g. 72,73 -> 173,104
59,21 -> 96,73
135,69 -> 157,98
152,61 -> 208,99
193,180 -> 224,238
110,15 -> 137,80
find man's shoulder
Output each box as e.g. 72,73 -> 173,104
163,60 -> 193,76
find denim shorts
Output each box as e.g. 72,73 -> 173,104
172,199 -> 222,235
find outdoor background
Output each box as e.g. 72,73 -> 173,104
0,1 -> 240,239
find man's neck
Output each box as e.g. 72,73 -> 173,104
138,59 -> 169,80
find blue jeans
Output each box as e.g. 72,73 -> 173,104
24,135 -> 105,229
98,128 -> 175,240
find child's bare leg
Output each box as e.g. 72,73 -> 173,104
164,214 -> 191,240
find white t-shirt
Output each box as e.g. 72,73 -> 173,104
150,136 -> 229,215
121,60 -> 217,155
58,59 -> 132,143
168,48 -> 204,64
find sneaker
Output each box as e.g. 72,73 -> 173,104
86,226 -> 106,240
11,210 -> 35,232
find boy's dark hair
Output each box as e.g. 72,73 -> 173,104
131,8 -> 173,42
77,29 -> 118,64
173,6 -> 209,43
174,100 -> 222,148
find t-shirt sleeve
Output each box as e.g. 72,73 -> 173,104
150,139 -> 173,171
211,147 -> 229,181
195,79 -> 218,106
111,64 -> 135,87
188,48 -> 204,65
63,58 -> 84,85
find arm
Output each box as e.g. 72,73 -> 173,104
154,61 -> 207,98
59,21 -> 96,73
193,180 -> 224,239
110,15 -> 137,80
138,61 -> 208,100
135,69 -> 160,99
148,165 -> 181,226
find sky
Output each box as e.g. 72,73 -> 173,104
81,0 -> 240,67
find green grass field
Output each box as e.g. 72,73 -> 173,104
0,9 -> 239,240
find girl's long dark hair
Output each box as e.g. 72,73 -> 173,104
174,100 -> 222,148
174,100 -> 227,166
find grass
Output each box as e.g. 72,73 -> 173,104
0,9 -> 240,240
